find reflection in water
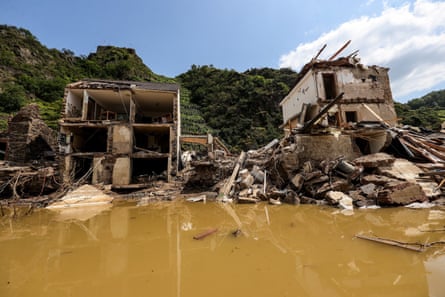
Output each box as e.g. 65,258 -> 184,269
0,202 -> 444,297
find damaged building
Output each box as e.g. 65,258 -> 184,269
0,104 -> 59,199
279,44 -> 398,161
6,104 -> 57,164
59,79 -> 181,188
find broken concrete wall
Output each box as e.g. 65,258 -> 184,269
316,66 -> 396,125
294,134 -> 361,164
112,157 -> 131,185
280,57 -> 398,132
329,67 -> 387,101
112,124 -> 132,154
92,156 -> 114,185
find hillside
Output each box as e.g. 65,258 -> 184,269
395,89 -> 445,131
178,65 -> 297,151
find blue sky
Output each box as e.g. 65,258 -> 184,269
1,0 -> 445,102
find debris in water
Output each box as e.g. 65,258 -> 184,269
193,228 -> 218,240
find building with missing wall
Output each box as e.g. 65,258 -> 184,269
59,79 -> 180,188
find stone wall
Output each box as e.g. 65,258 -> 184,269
7,104 -> 57,164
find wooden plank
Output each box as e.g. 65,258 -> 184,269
328,40 -> 351,61
399,138 -> 441,163
404,135 -> 445,160
362,103 -> 390,126
355,234 -> 425,252
193,228 -> 218,240
219,151 -> 247,197
213,137 -> 230,155
313,44 -> 327,60
180,136 -> 208,145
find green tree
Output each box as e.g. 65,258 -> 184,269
0,83 -> 26,112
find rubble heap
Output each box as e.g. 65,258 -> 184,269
7,104 -> 57,165
211,129 -> 445,208
0,104 -> 59,201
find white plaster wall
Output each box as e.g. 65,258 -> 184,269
281,70 -> 318,123
65,91 -> 83,117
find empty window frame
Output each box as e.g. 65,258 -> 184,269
322,73 -> 337,100
345,111 -> 358,123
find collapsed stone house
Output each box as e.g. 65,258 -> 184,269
279,49 -> 398,163
6,104 -> 57,164
58,79 -> 181,188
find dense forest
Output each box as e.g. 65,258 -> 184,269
1,25 -> 444,152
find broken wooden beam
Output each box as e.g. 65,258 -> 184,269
219,151 -> 247,197
300,92 -> 344,133
193,228 -> 218,240
328,40 -> 351,61
355,234 -> 425,252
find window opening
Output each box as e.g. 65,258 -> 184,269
322,73 -> 337,100
345,111 -> 358,123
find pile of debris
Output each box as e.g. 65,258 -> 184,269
210,129 -> 445,208
0,161 -> 59,202
0,104 -> 60,202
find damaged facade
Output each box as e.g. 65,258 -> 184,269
280,55 -> 398,132
59,79 -> 181,187
279,53 -> 398,160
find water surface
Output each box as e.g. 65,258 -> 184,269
1,201 -> 444,297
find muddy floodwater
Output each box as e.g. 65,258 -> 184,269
1,201 -> 445,297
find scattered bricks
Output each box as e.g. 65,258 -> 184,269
278,152 -> 299,178
348,190 -> 367,203
238,197 -> 260,204
353,152 -> 395,168
300,196 -> 319,204
376,181 -> 426,205
251,165 -> 265,183
325,191 -> 353,210
252,187 -> 266,200
268,189 -> 287,200
360,174 -> 398,186
282,190 -> 300,205
302,161 -> 313,174
290,173 -> 304,191
239,173 -> 254,189
320,159 -> 338,175
360,183 -> 377,196
304,170 -> 329,185
335,159 -> 363,180
316,178 -> 351,195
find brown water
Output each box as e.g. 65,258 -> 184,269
1,201 -> 445,297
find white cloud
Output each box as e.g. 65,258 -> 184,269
279,0 -> 445,101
